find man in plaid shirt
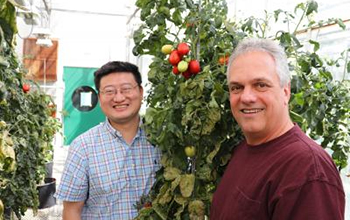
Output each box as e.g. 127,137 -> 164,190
55,61 -> 161,219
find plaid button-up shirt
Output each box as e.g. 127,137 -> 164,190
55,119 -> 161,219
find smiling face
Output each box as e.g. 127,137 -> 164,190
228,50 -> 293,145
98,72 -> 143,128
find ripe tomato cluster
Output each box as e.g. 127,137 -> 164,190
161,43 -> 201,80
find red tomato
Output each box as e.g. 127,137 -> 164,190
22,84 -> 30,93
144,202 -> 152,208
177,43 -> 190,56
172,66 -> 180,75
169,50 -> 181,65
188,60 -> 200,74
182,70 -> 192,80
219,55 -> 230,65
218,56 -> 225,65
219,54 -> 230,65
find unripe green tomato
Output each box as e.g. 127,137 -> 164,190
185,146 -> 196,157
177,60 -> 189,72
161,44 -> 173,54
0,199 -> 4,215
0,120 -> 6,128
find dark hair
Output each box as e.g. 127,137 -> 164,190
94,61 -> 142,91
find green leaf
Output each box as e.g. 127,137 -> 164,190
274,9 -> 283,22
184,0 -> 194,8
145,107 -> 157,124
291,34 -> 302,49
140,6 -> 151,21
170,176 -> 181,191
133,26 -> 145,45
306,0 -> 318,16
196,164 -> 212,181
163,167 -> 181,181
158,188 -> 172,205
174,194 -> 188,206
206,142 -> 221,164
135,0 -> 151,8
290,110 -> 304,124
188,200 -> 205,217
201,107 -> 221,135
278,32 -> 292,48
0,0 -> 17,45
336,19 -> 346,30
136,206 -> 154,218
309,40 -> 320,52
214,17 -> 222,28
152,204 -> 167,220
174,201 -> 187,219
179,174 -> 195,198
172,9 -> 183,26
158,6 -> 170,18
294,3 -> 305,13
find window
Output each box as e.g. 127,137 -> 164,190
23,38 -> 58,82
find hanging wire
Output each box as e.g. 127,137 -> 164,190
16,0 -> 35,39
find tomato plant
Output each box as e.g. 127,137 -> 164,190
0,0 -> 61,218
134,0 -> 243,218
133,0 -> 349,219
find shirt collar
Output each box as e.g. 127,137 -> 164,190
103,118 -> 143,139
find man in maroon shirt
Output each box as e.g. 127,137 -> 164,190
210,38 -> 345,220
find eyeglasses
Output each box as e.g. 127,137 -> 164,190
100,84 -> 139,97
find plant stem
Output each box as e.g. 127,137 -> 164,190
342,49 -> 349,81
293,3 -> 307,34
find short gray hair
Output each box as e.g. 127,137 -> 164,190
227,38 -> 290,87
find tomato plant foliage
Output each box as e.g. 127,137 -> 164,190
0,0 -> 61,218
133,0 -> 349,219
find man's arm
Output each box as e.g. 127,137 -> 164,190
62,201 -> 84,220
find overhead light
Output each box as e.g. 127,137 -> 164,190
33,27 -> 51,36
36,38 -> 53,48
33,27 -> 53,47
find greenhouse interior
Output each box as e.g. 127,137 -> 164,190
1,0 -> 350,219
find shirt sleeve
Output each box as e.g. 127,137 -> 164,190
272,180 -> 345,220
54,138 -> 89,202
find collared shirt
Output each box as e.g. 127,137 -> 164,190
55,119 -> 161,220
